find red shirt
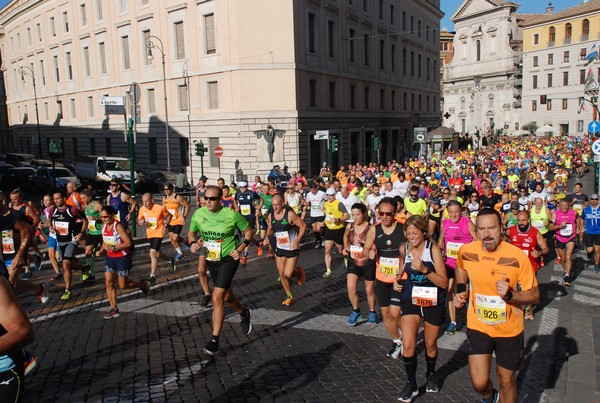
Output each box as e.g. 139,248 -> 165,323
508,225 -> 541,272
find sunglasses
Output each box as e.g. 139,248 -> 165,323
100,215 -> 110,218
205,196 -> 220,201
592,198 -> 599,201
109,184 -> 117,186
378,211 -> 394,217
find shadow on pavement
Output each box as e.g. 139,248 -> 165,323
534,281 -> 568,314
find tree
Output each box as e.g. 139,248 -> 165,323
521,122 -> 538,134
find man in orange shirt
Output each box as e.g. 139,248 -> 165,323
163,183 -> 190,261
65,181 -> 84,212
455,208 -> 539,403
138,193 -> 174,283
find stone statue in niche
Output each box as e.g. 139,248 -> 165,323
254,125 -> 286,163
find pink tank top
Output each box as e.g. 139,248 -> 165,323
554,209 -> 577,242
442,216 -> 473,269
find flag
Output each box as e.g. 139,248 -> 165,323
585,43 -> 599,65
579,97 -> 586,113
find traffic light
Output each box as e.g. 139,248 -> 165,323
330,136 -> 339,152
195,140 -> 208,156
373,136 -> 380,150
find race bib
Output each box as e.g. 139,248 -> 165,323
205,241 -> 222,261
411,286 -> 438,307
275,231 -> 291,250
311,203 -> 321,211
446,242 -> 463,258
2,230 -> 15,254
573,204 -> 583,215
102,235 -> 116,248
167,209 -> 176,217
532,220 -> 545,230
146,217 -> 158,230
350,245 -> 364,260
326,214 -> 335,224
464,179 -> 472,186
88,219 -> 97,231
559,223 -> 573,237
379,257 -> 399,276
240,205 -> 251,216
115,212 -> 122,222
475,294 -> 506,325
261,208 -> 268,216
55,221 -> 69,236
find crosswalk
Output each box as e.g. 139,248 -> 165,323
550,254 -> 600,306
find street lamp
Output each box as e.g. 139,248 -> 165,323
183,60 -> 193,184
19,66 -> 42,159
145,35 -> 171,171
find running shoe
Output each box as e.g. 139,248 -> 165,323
322,270 -> 332,279
367,311 -> 377,325
276,276 -> 281,283
257,243 -> 263,256
140,280 -> 150,297
81,265 -> 91,281
267,250 -> 274,258
595,265 -> 600,274
524,308 -> 534,320
84,274 -> 96,283
103,308 -> 120,319
296,266 -> 306,285
169,257 -> 177,273
387,342 -> 403,359
60,289 -> 72,301
397,382 -> 418,402
425,373 -> 440,393
240,255 -> 247,265
175,254 -> 184,261
555,257 -> 561,264
240,308 -> 252,336
50,272 -> 63,280
347,311 -> 362,326
23,352 -> 38,376
282,295 -> 295,306
445,322 -> 457,335
481,389 -> 499,403
21,271 -> 33,280
183,243 -> 191,252
314,241 -> 322,249
203,340 -> 219,356
37,280 -> 50,304
563,273 -> 571,287
34,253 -> 44,271
147,275 -> 156,284
200,294 -> 212,307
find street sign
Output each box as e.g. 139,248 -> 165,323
214,146 -> 224,157
99,96 -> 125,106
593,139 -> 600,156
589,121 -> 600,134
129,83 -> 141,105
594,155 -> 600,162
135,105 -> 141,124
314,130 -> 329,140
105,105 -> 126,115
413,127 -> 427,143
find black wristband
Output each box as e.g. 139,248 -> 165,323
456,283 -> 467,293
242,239 -> 251,246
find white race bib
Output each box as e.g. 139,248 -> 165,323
275,231 -> 291,250
532,220 -> 545,230
475,294 -> 506,325
559,223 -> 573,237
146,217 -> 158,230
446,242 -> 463,259
55,221 -> 69,236
240,205 -> 251,216
205,241 -> 222,261
102,234 -> 116,248
350,245 -> 364,260
411,286 -> 438,307
2,230 -> 15,254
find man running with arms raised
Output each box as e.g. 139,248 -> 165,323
455,208 -> 539,403
188,185 -> 253,356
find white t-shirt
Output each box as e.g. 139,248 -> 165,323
529,191 -> 548,203
393,180 -> 410,197
336,193 -> 362,214
306,190 -> 326,217
383,188 -> 400,198
366,193 -> 384,214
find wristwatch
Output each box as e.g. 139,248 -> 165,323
502,291 -> 513,301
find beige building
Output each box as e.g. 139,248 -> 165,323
0,0 -> 442,181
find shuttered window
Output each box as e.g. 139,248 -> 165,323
121,36 -> 130,69
175,22 -> 185,59
208,81 -> 219,109
205,14 -> 216,54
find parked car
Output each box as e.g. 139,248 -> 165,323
5,153 -> 36,167
32,159 -> 65,169
136,170 -> 191,194
32,167 -> 80,192
1,167 -> 36,192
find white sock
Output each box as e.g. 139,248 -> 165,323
176,247 -> 182,255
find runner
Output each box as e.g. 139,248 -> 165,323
234,181 -> 261,264
188,185 -> 253,356
106,179 -> 137,230
137,193 -> 174,283
551,199 -> 578,286
455,208 -> 539,403
8,190 -> 42,279
188,195 -> 212,307
438,200 -> 476,335
305,182 -> 326,248
162,182 -> 190,260
40,194 -> 62,280
581,194 -> 600,273
342,203 -> 377,325
81,190 -> 102,282
362,197 -> 406,359
96,205 -> 149,319
404,185 -> 428,217
507,210 -> 548,320
264,194 -> 306,305
258,182 -> 275,258
321,187 -> 350,279
396,215 -> 448,402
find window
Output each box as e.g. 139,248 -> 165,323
53,55 -> 60,83
547,73 -> 552,87
533,75 -> 538,89
380,89 -> 385,111
418,94 -> 422,111
121,36 -> 130,69
418,20 -> 421,38
476,40 -> 481,61
580,69 -> 586,84
80,4 -> 87,26
96,0 -> 103,20
327,20 -> 335,58
205,14 -> 216,54
308,13 -> 317,54
533,56 -> 538,67
350,84 -> 356,109
143,30 -> 152,65
410,51 -> 414,76
349,28 -> 356,63
328,82 -> 336,108
562,99 -> 568,110
378,0 -> 383,20
174,21 -> 185,60
364,86 -> 370,110
50,17 -> 56,37
548,26 -> 555,45
582,19 -> 590,40
564,51 -> 569,62
547,99 -> 552,110
26,28 -> 31,46
390,4 -> 395,25
87,96 -> 94,117
364,34 -> 370,66
83,46 -> 90,77
208,81 -> 219,109
548,53 -> 553,65
72,138 -> 78,158
418,54 -> 422,78
65,52 -> 73,80
119,0 -> 127,13
402,48 -> 407,75
309,79 -> 317,107
179,138 -> 189,167
39,60 -> 45,85
90,138 -> 96,154
148,138 -> 157,164
391,44 -> 396,73
403,92 -> 407,111
147,88 -> 156,113
142,0 -> 149,4
488,94 -> 494,107
363,0 -> 368,13
105,138 -> 112,155
178,85 -> 189,111
411,16 -> 414,34
532,100 -> 537,111
36,23 -> 41,42
379,40 -> 385,70
391,90 -> 396,111
533,33 -> 539,45
62,11 -> 69,33
426,57 -> 430,80
402,11 -> 406,31
565,23 -> 572,43
99,42 -> 107,74
70,98 -> 76,118
580,48 -> 587,60
563,71 -> 568,86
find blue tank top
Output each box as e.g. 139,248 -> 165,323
109,192 -> 130,224
401,241 -> 446,305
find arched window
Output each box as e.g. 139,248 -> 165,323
548,26 -> 556,44
582,19 -> 590,40
565,23 -> 572,40
476,40 -> 481,61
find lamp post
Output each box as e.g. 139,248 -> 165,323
145,35 -> 171,171
183,61 -> 193,184
18,66 -> 42,159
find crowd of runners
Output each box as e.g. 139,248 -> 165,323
0,133 -> 596,402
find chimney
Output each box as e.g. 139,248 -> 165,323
546,2 -> 554,13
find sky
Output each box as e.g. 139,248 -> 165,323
441,0 -> 586,31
